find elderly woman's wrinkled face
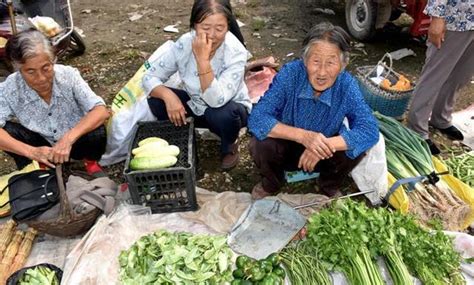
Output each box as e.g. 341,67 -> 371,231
305,41 -> 344,95
20,52 -> 54,96
194,13 -> 229,52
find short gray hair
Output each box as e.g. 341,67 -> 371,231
5,29 -> 55,69
301,22 -> 352,65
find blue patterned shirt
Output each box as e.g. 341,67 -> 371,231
248,60 -> 379,159
425,0 -> 474,31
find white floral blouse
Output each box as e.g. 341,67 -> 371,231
142,30 -> 252,116
0,65 -> 105,144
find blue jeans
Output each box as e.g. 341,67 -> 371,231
147,88 -> 248,155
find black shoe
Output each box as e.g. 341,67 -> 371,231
425,139 -> 441,155
434,125 -> 464,141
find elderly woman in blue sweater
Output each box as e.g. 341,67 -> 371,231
248,23 -> 379,199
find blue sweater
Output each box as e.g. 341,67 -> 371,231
248,60 -> 379,159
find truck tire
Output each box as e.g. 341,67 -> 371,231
345,0 -> 377,41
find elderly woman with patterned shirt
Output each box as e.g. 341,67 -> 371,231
0,29 -> 109,175
143,0 -> 251,170
248,23 -> 380,199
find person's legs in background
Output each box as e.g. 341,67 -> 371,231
407,31 -> 473,154
204,101 -> 248,170
429,37 -> 474,140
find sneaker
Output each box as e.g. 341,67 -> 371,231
425,139 -> 441,155
251,183 -> 272,200
84,160 -> 107,178
434,125 -> 464,141
221,143 -> 239,170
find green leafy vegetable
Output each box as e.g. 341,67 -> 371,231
119,230 -> 233,284
18,266 -> 60,285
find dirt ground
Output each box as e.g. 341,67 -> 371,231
0,0 -> 472,195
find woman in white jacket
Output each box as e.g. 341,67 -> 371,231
143,0 -> 251,170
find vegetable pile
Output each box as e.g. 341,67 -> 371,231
231,253 -> 285,285
376,113 -> 471,230
130,137 -> 180,170
306,199 -> 464,285
119,230 -> 233,284
18,266 -> 60,285
445,151 -> 474,187
280,241 -> 331,285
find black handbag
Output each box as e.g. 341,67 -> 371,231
0,169 -> 60,222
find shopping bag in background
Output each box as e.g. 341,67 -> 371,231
101,41 -> 182,166
244,56 -> 278,104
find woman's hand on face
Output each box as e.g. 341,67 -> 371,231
192,32 -> 213,63
50,137 -> 73,164
29,146 -> 55,168
164,93 -> 187,126
298,149 -> 321,172
298,130 -> 335,159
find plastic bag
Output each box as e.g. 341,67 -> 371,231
244,56 -> 278,104
432,156 -> 474,229
28,16 -> 62,37
61,203 -> 212,284
99,96 -> 155,166
387,172 -> 409,213
100,40 -> 181,166
350,133 -> 388,205
443,231 -> 474,278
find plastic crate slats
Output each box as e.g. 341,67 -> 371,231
124,120 -> 198,213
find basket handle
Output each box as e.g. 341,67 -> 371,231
55,165 -> 73,220
363,53 -> 396,80
378,53 -> 393,70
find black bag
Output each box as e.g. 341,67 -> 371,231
0,169 -> 60,222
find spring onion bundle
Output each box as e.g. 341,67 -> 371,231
376,113 -> 470,230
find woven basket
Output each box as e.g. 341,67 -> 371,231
26,166 -> 101,237
355,53 -> 414,119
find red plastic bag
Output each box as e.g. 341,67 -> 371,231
245,56 -> 278,104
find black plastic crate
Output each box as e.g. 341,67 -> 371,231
123,120 -> 197,213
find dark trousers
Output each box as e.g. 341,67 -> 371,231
3,122 -> 107,169
147,88 -> 248,155
249,137 -> 365,194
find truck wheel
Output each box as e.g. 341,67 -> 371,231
345,0 -> 377,41
69,29 -> 86,55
